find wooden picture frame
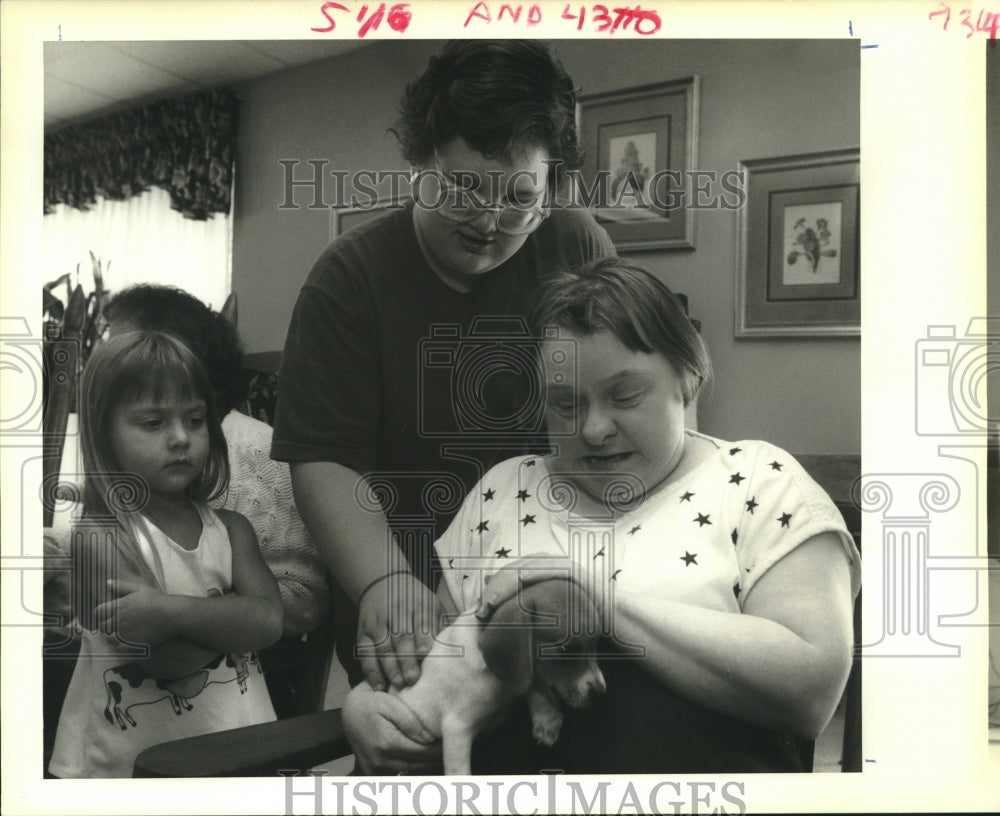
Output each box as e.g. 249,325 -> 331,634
575,77 -> 699,251
735,149 -> 860,337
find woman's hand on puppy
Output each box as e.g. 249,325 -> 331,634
343,682 -> 441,775
475,554 -> 581,622
357,572 -> 442,691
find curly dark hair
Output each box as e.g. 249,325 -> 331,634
394,40 -> 582,182
102,285 -> 246,416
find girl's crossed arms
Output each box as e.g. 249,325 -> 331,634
80,510 -> 282,679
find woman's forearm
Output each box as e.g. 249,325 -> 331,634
611,589 -> 851,739
292,461 -> 443,690
291,461 -> 414,600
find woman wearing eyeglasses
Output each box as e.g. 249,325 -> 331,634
271,40 -> 615,771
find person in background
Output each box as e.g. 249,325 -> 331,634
271,39 -> 615,769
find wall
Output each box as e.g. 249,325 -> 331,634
232,42 -> 431,353
233,39 -> 860,455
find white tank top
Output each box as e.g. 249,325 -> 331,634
48,502 -> 276,778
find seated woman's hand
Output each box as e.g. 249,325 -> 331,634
475,553 -> 580,622
343,682 -> 441,775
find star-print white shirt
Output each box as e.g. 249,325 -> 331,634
435,431 -> 861,616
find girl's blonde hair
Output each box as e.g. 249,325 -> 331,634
79,331 -> 230,566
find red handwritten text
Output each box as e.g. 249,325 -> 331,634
560,4 -> 661,34
462,2 -> 661,34
312,2 -> 412,36
929,2 -> 999,41
464,3 -> 543,27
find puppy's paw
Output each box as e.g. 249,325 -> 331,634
531,711 -> 563,747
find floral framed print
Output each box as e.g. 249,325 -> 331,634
735,148 -> 860,337
575,77 -> 699,251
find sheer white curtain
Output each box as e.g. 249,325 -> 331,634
45,185 -> 233,532
43,186 -> 232,311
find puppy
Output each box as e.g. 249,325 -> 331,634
392,576 -> 606,775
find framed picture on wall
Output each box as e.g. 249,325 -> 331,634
575,77 -> 699,251
330,196 -> 410,240
735,148 -> 860,337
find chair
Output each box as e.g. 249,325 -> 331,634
134,708 -> 351,777
135,454 -> 864,777
42,285 -> 86,527
42,285 -> 87,770
260,599 -> 338,719
220,290 -> 238,328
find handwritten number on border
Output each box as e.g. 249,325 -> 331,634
929,2 -> 999,41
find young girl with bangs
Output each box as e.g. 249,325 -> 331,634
48,331 -> 282,778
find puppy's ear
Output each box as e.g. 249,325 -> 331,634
564,579 -> 602,638
478,595 -> 535,695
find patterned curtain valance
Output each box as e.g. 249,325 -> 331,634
44,88 -> 240,221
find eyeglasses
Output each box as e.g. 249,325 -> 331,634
414,166 -> 550,236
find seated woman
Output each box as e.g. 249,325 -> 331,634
345,256 -> 860,773
100,285 -> 331,638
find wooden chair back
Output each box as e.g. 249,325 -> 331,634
43,285 -> 86,527
220,290 -> 238,328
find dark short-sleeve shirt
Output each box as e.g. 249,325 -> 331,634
272,202 -> 615,578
